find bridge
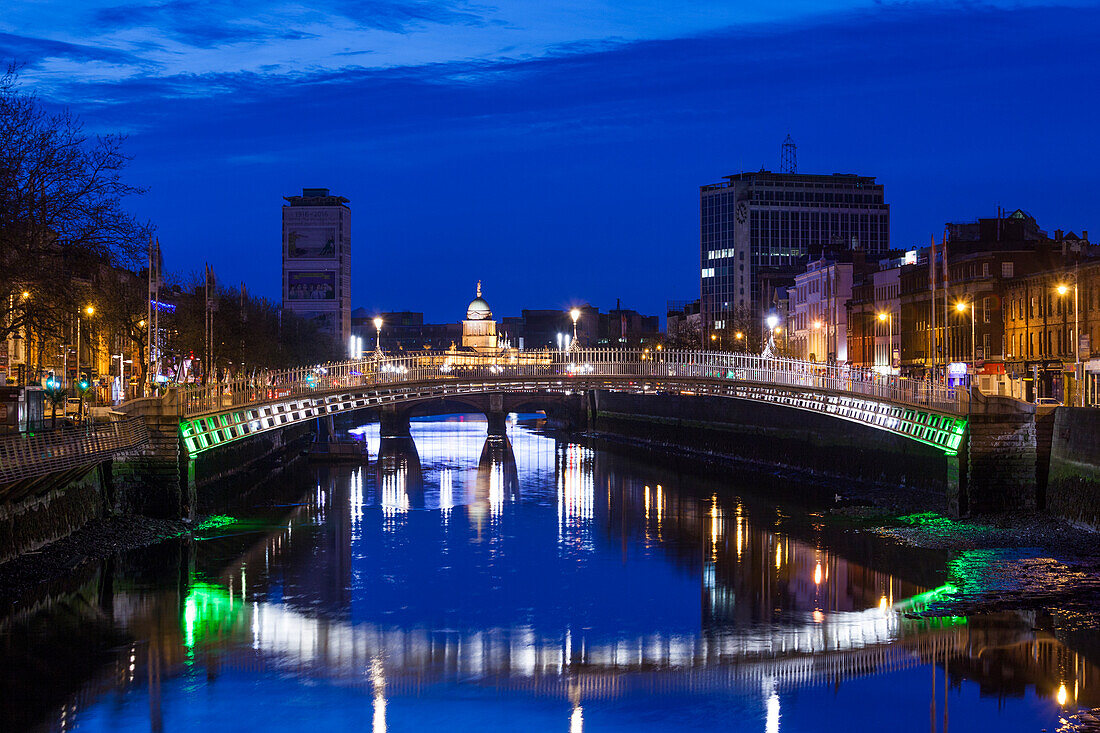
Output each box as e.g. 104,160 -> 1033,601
170,349 -> 968,457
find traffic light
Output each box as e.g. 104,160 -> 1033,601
78,374 -> 90,391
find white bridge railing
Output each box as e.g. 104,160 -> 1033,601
176,349 -> 963,418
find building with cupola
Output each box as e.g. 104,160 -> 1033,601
462,281 -> 499,352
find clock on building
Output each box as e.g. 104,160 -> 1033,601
735,201 -> 748,224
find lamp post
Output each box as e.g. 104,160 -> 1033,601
373,316 -> 383,354
877,311 -> 892,374
765,314 -> 778,352
75,305 -> 94,390
955,300 -> 975,370
1057,279 -> 1082,406
734,331 -> 744,352
570,308 -> 581,350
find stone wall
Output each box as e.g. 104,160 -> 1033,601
964,390 -> 1038,514
591,391 -> 955,496
0,467 -> 104,563
1046,407 -> 1100,529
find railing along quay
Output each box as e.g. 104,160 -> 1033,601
0,416 -> 149,485
176,349 -> 963,419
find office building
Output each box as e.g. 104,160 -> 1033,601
281,188 -> 351,345
700,171 -> 889,340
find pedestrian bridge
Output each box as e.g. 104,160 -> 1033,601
173,349 -> 967,458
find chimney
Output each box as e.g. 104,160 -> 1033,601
1055,229 -> 1064,241
1084,230 -> 1089,243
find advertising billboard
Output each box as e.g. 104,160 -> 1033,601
288,271 -> 336,300
286,227 -> 337,259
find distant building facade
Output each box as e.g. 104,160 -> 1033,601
700,171 -> 889,341
789,252 -> 866,363
281,188 -> 351,346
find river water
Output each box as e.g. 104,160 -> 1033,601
2,416 -> 1097,732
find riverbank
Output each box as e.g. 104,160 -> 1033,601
584,429 -> 1100,628
0,515 -> 190,606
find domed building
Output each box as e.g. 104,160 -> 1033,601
462,281 -> 499,352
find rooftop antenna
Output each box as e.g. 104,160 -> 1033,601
781,134 -> 797,173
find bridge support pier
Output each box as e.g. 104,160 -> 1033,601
379,406 -> 411,438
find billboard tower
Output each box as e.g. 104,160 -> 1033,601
281,188 -> 351,346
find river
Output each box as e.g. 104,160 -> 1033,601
1,416 -> 1096,732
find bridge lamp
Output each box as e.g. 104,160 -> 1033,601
373,317 -> 383,353
569,307 -> 581,348
765,314 -> 779,330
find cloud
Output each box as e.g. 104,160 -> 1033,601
331,0 -> 502,32
0,31 -> 145,68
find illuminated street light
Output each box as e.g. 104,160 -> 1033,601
955,301 -> 976,369
1055,278 -> 1082,405
373,316 -> 383,354
570,308 -> 581,350
877,311 -> 892,373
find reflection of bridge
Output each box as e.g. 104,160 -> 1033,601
171,349 -> 967,457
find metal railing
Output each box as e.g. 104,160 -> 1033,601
173,349 -> 963,418
0,415 -> 150,485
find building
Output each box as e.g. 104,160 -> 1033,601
462,281 -> 498,352
351,309 -> 461,352
281,188 -> 351,346
789,251 -> 867,363
700,171 -> 889,341
895,211 -> 1084,383
1003,256 -> 1099,404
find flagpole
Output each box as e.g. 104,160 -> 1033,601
930,234 -> 937,385
943,228 -> 950,386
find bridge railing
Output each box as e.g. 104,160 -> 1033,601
0,415 -> 150,486
175,349 -> 962,418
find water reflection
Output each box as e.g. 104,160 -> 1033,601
2,417 -> 1099,733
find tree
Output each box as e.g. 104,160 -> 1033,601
0,64 -> 150,347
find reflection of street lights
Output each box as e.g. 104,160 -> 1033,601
373,316 -> 383,354
75,305 -> 94,389
955,301 -> 975,368
877,311 -> 892,373
570,308 -> 581,350
1056,280 -> 1082,406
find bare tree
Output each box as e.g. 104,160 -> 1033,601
0,64 -> 150,347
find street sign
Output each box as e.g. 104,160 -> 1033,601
976,345 -> 985,368
891,347 -> 900,369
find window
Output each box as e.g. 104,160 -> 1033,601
702,267 -> 715,278
1002,262 -> 1014,278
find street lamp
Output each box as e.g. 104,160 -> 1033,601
373,316 -> 383,354
877,311 -> 892,373
955,300 -> 976,369
75,304 -> 94,390
1056,279 -> 1082,406
570,308 -> 581,350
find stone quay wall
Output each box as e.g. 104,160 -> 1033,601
1046,407 -> 1100,530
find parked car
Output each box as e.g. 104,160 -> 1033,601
1035,397 -> 1063,406
63,397 -> 83,417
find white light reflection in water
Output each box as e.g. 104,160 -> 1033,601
557,443 -> 595,550
765,685 -> 780,733
439,467 -> 454,523
370,656 -> 386,733
489,459 -> 505,517
350,468 -> 364,537
570,703 -> 583,733
381,460 -> 410,521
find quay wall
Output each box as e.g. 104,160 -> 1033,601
1046,407 -> 1100,530
590,391 -> 955,500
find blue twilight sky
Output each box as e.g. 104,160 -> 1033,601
4,1 -> 1099,322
